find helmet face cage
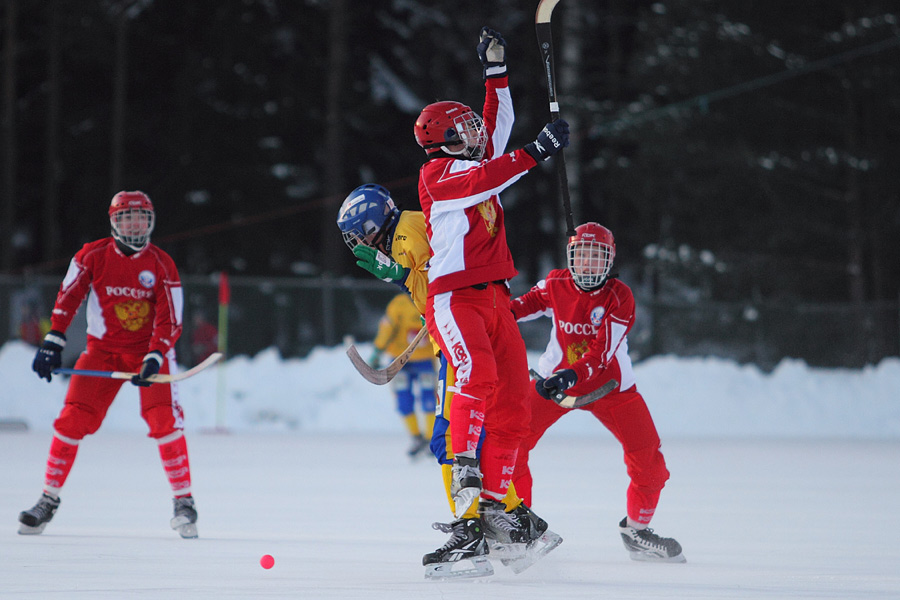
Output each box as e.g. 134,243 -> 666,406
567,223 -> 615,290
336,185 -> 398,252
109,191 -> 155,250
111,207 -> 155,250
452,110 -> 487,160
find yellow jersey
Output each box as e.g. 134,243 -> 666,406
390,211 -> 430,315
373,293 -> 434,361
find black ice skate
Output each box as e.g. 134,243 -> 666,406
423,517 -> 492,579
481,499 -> 529,545
619,517 -> 685,563
510,502 -> 549,541
482,501 -> 563,574
450,456 -> 482,518
170,495 -> 198,539
407,434 -> 428,459
18,493 -> 61,535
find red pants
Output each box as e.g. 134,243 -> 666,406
54,346 -> 184,440
513,383 -> 669,526
427,283 -> 531,499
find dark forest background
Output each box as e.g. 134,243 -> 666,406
2,1 -> 899,366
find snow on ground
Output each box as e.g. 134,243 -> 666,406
2,340 -> 898,438
1,341 -> 899,598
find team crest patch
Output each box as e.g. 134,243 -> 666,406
138,270 -> 156,288
476,199 -> 498,238
114,301 -> 151,331
566,339 -> 589,365
590,306 -> 605,326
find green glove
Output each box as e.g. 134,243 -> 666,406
368,349 -> 383,368
353,245 -> 406,282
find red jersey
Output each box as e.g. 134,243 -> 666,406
50,238 -> 183,356
418,76 -> 538,294
511,269 -> 636,395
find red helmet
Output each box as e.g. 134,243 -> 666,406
567,222 -> 615,290
109,191 -> 155,250
414,101 -> 487,160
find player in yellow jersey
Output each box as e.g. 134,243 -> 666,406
370,293 -> 437,458
337,183 -> 560,578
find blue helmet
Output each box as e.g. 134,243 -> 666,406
336,184 -> 400,252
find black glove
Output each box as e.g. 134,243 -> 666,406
536,368 -> 578,401
524,119 -> 570,161
477,27 -> 507,79
131,351 -> 163,387
32,330 -> 66,382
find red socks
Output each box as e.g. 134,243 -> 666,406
43,432 -> 79,497
157,431 -> 192,497
449,395 -> 485,456
479,441 -> 518,502
40,430 -> 193,499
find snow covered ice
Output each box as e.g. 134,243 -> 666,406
1,340 -> 899,599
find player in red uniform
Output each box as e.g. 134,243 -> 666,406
414,26 -> 569,570
510,222 -> 685,562
20,191 -> 199,539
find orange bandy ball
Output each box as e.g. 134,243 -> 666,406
260,554 -> 275,569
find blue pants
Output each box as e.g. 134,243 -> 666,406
392,359 -> 436,417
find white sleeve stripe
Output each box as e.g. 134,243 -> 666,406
490,86 -> 514,155
606,322 -> 628,363
60,259 -> 81,291
168,283 -> 184,326
514,307 -> 551,323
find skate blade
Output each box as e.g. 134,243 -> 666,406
173,523 -> 198,539
452,488 -> 480,519
170,516 -> 198,539
424,556 -> 493,580
505,530 -> 563,574
628,550 -> 686,563
18,522 -> 48,535
488,540 -> 528,561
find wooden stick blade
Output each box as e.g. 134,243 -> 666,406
346,326 -> 428,385
530,369 -> 616,408
536,0 -> 561,24
559,379 -> 618,408
346,345 -> 391,385
152,352 -> 224,383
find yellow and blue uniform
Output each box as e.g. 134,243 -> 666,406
373,293 -> 436,439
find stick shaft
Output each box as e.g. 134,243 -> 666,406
536,2 -> 576,237
52,352 -> 223,384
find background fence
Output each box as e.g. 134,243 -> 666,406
1,274 -> 897,371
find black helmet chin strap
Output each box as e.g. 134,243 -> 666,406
373,212 -> 399,254
113,236 -> 143,256
575,272 -> 618,292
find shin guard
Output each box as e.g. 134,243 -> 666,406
479,441 -> 518,502
157,431 -> 192,497
43,433 -> 79,497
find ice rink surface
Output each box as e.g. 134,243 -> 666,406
2,431 -> 898,599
